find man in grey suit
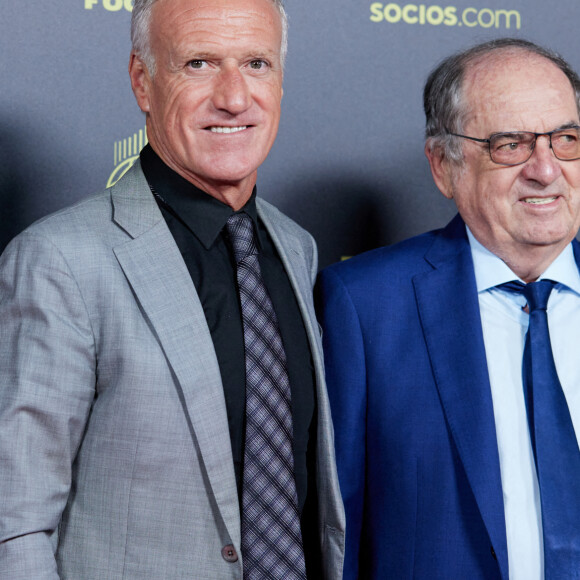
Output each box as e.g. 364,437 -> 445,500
0,0 -> 345,577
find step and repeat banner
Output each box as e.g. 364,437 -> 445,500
2,1 -> 579,267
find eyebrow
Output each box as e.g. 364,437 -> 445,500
493,122 -> 580,135
555,121 -> 580,130
179,48 -> 279,60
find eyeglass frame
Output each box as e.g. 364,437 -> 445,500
445,125 -> 580,166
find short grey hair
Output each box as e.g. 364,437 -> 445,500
131,0 -> 289,77
423,38 -> 580,164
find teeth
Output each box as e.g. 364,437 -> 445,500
523,196 -> 557,205
209,126 -> 247,134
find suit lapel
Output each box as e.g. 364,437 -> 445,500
258,200 -> 346,546
257,201 -> 317,338
110,163 -> 241,545
413,215 -> 509,579
256,200 -> 324,402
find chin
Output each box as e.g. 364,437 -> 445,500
522,230 -> 572,248
208,163 -> 261,184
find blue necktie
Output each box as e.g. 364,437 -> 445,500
500,280 -> 580,579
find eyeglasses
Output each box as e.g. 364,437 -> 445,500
446,126 -> 580,166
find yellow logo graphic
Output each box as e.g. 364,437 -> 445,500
370,3 -> 521,29
85,0 -> 133,12
107,127 -> 148,188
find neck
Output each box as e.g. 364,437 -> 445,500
497,243 -> 571,283
166,165 -> 256,211
191,179 -> 255,211
147,141 -> 257,211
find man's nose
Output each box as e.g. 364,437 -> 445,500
520,134 -> 563,185
211,65 -> 252,115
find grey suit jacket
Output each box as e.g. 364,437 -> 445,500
0,162 -> 345,579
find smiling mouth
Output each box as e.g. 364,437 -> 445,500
522,196 -> 558,205
208,126 -> 248,134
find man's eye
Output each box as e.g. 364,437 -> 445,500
555,132 -> 579,144
249,60 -> 267,70
188,60 -> 205,69
497,142 -> 521,152
493,134 -> 528,152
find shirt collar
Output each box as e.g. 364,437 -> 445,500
466,226 -> 580,295
140,144 -> 261,250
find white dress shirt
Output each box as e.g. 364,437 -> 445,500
467,228 -> 580,580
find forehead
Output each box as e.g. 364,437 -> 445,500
150,0 -> 282,56
462,51 -> 579,132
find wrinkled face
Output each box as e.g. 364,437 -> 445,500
130,0 -> 283,203
435,52 -> 580,276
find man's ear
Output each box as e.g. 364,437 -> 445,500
424,141 -> 455,200
129,52 -> 151,113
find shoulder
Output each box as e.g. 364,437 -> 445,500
0,190 -> 121,299
29,190 -> 113,236
2,162 -> 152,261
320,228 -> 443,289
2,189 -> 112,256
257,197 -> 315,248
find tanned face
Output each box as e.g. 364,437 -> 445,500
130,0 -> 284,209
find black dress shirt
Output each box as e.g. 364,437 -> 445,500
140,145 -> 320,576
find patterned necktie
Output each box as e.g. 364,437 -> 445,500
499,280 -> 580,578
226,213 -> 307,580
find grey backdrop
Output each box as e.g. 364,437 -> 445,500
2,1 -> 579,267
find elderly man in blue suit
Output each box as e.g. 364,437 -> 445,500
317,38 -> 580,580
0,0 -> 345,578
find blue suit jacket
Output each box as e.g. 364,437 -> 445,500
316,215 -> 515,579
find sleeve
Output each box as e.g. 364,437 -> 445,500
0,232 -> 97,579
314,267 -> 367,580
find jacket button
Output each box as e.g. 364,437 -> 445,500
490,545 -> 497,561
222,544 -> 238,563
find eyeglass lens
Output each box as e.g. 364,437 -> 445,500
490,128 -> 580,164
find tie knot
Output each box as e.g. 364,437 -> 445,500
523,280 -> 555,312
226,213 -> 258,264
497,279 -> 556,312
